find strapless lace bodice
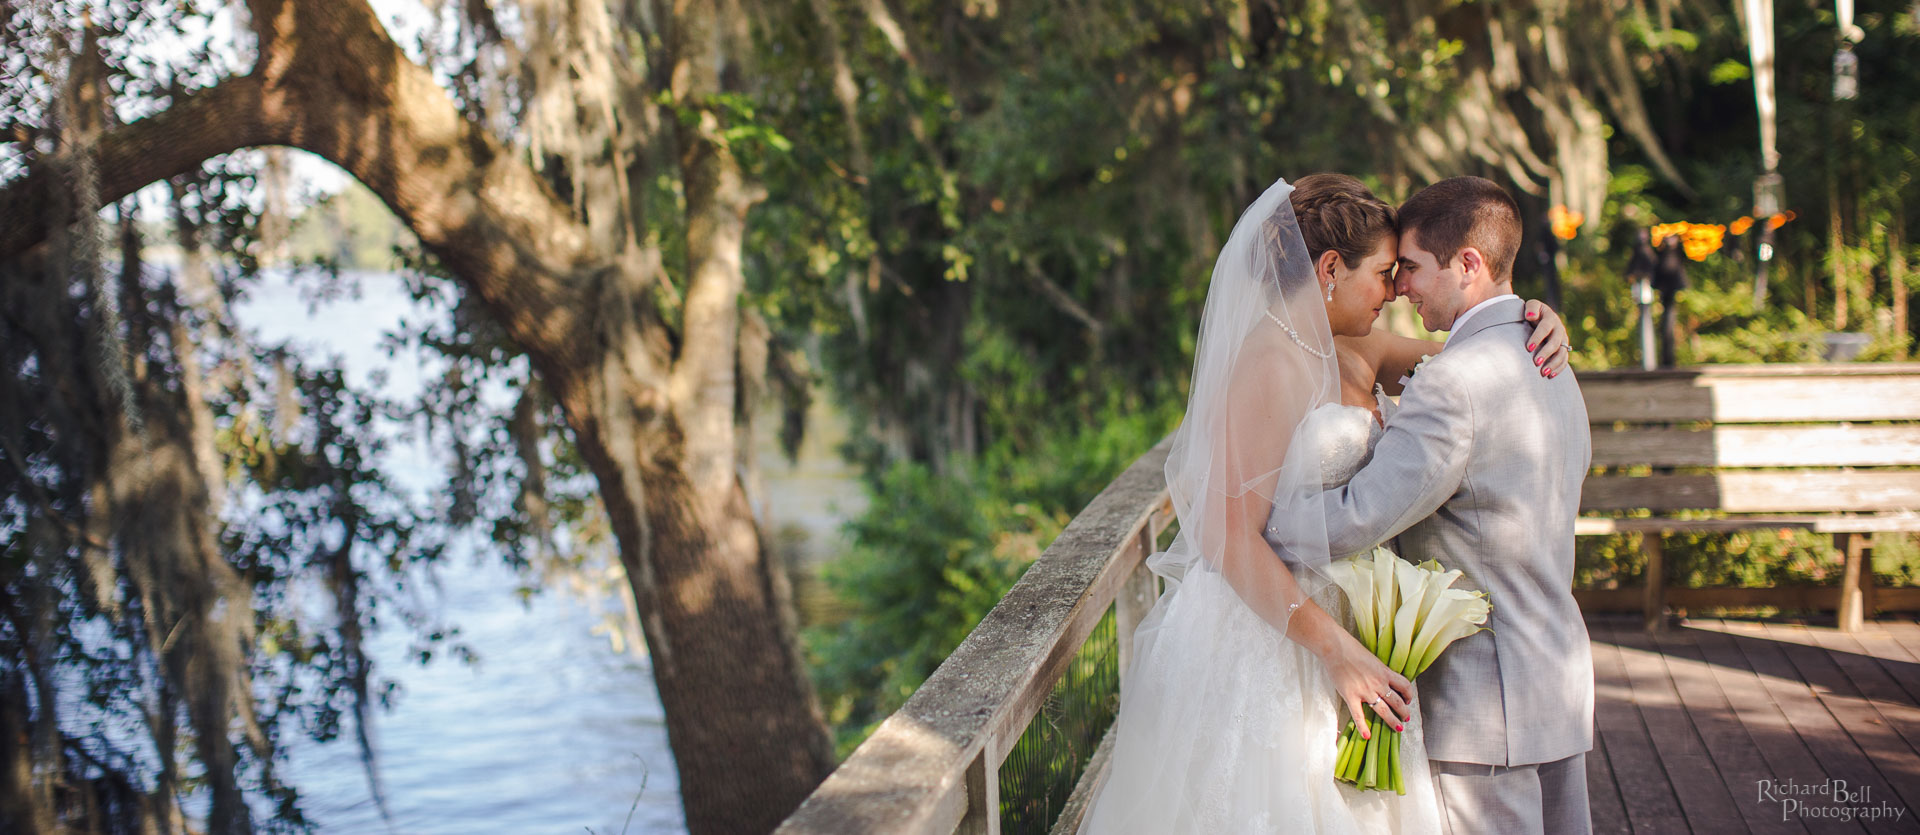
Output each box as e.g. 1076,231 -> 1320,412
1298,386 -> 1396,491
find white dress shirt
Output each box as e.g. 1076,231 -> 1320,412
1444,293 -> 1520,346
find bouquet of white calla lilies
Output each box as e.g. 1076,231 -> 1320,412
1326,547 -> 1491,794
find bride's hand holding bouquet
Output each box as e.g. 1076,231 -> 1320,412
1326,547 -> 1492,794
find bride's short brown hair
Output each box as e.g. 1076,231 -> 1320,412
1288,173 -> 1397,268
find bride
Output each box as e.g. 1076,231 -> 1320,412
1079,175 -> 1567,833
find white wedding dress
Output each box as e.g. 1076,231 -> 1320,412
1080,388 -> 1443,834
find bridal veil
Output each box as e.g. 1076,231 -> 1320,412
1151,176 -> 1341,636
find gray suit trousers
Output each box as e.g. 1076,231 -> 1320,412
1429,754 -> 1592,835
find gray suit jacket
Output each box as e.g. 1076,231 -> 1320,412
1268,297 -> 1594,766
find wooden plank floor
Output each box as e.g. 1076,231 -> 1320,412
1586,615 -> 1920,834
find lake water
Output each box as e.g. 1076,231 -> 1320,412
278,558 -> 685,834
240,271 -> 866,833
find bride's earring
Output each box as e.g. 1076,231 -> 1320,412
1325,283 -> 1335,302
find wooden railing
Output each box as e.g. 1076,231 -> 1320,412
775,438 -> 1174,835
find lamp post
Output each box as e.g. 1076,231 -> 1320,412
1827,1 -> 1864,327
1754,174 -> 1782,306
1628,229 -> 1658,371
1744,0 -> 1781,305
1637,278 -> 1657,371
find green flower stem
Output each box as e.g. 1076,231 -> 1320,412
1336,729 -> 1351,783
1333,720 -> 1412,794
1340,727 -> 1357,783
1340,725 -> 1360,782
1337,722 -> 1360,777
1388,638 -> 1413,676
1388,727 -> 1403,795
1379,725 -> 1393,792
1390,730 -> 1407,795
1361,718 -> 1382,788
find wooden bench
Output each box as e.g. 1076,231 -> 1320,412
1575,363 -> 1920,632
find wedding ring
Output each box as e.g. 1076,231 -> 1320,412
1369,697 -> 1385,707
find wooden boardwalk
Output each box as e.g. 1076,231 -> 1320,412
1585,616 -> 1920,834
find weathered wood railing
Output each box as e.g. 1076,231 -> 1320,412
775,438 -> 1174,835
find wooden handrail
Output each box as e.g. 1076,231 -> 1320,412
776,437 -> 1175,835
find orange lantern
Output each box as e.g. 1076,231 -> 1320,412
1649,221 -> 1728,260
1549,205 -> 1584,241
1681,224 -> 1726,261
1651,222 -> 1690,246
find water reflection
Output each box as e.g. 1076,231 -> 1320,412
244,270 -> 864,831
280,558 -> 682,834
755,396 -> 867,629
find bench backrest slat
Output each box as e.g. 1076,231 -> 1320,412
1589,425 -> 1920,469
1578,365 -> 1920,516
1582,471 -> 1920,513
1583,366 -> 1920,423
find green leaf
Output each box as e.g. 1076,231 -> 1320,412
1709,59 -> 1751,85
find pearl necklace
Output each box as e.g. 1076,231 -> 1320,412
1265,310 -> 1334,359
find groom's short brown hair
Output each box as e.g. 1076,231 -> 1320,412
1398,177 -> 1522,283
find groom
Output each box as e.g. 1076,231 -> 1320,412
1275,177 -> 1595,833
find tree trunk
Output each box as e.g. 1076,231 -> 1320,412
0,671 -> 39,835
0,0 -> 834,830
1894,213 -> 1909,358
1832,177 -> 1849,330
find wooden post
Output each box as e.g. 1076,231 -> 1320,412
959,747 -> 1001,835
1642,532 -> 1666,633
1836,532 -> 1874,632
1115,561 -> 1156,681
1118,499 -> 1171,681
1050,728 -> 1118,835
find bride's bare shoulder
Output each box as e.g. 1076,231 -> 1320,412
1333,329 -> 1397,369
1330,337 -> 1384,392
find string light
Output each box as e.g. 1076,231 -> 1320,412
1650,212 -> 1796,262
